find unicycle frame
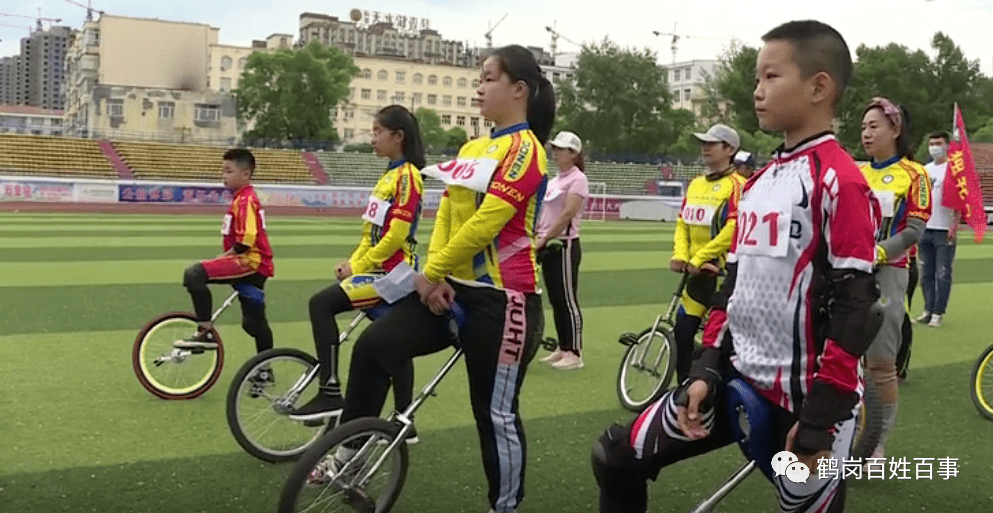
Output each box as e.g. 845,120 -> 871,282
269,310 -> 369,414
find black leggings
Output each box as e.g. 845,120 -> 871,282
183,263 -> 273,353
540,238 -> 584,353
340,285 -> 543,512
309,284 -> 413,410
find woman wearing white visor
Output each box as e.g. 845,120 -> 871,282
537,131 -> 590,370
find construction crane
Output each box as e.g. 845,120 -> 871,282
652,22 -> 732,64
64,0 -> 105,21
484,13 -> 508,48
545,23 -> 581,58
0,10 -> 62,33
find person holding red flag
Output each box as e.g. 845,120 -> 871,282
943,104 -> 987,244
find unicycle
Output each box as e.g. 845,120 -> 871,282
615,273 -> 688,411
225,310 -> 371,463
277,304 -> 468,513
132,282 -> 262,400
970,343 -> 993,421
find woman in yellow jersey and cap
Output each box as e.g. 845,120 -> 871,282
328,45 -> 554,513
859,96 -> 932,462
669,123 -> 745,383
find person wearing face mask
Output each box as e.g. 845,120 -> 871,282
914,131 -> 959,328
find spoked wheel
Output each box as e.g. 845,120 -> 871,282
970,343 -> 993,421
279,417 -> 409,513
851,379 -> 885,459
132,312 -> 223,400
617,327 -> 676,412
226,348 -> 332,462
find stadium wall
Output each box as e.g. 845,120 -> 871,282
0,175 -> 681,220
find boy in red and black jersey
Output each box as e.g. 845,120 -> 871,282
592,21 -> 882,513
175,148 -> 274,353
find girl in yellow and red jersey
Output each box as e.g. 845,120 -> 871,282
289,105 -> 425,423
332,45 -> 554,513
859,96 -> 931,461
669,123 -> 745,383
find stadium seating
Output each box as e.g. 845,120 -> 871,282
0,133 -> 117,179
113,140 -> 315,184
315,150 -> 704,195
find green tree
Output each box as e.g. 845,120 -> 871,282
839,33 -> 989,158
704,42 -> 761,133
415,108 -> 447,152
236,41 -> 359,141
556,38 -> 692,154
444,127 -> 468,149
971,117 -> 993,143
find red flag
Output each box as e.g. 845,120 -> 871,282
941,104 -> 986,243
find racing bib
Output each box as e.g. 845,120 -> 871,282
221,213 -> 233,235
361,196 -> 391,226
736,202 -> 791,258
544,187 -> 563,202
681,203 -> 717,226
421,158 -> 499,193
873,190 -> 896,218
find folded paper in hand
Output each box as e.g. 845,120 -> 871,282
372,262 -> 417,303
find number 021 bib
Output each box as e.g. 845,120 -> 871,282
361,196 -> 391,226
736,202 -> 791,257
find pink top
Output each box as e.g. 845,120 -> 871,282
537,166 -> 589,240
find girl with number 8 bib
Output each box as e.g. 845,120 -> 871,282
289,105 -> 425,429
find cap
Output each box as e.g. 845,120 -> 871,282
693,124 -> 740,149
549,131 -> 582,153
734,150 -> 755,167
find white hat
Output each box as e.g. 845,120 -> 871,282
549,131 -> 582,153
734,150 -> 753,164
693,124 -> 740,149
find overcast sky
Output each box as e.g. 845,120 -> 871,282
2,0 -> 992,75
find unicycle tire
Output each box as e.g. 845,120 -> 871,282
970,343 -> 993,421
227,347 -> 332,463
617,327 -> 676,412
132,311 -> 223,400
279,417 -> 409,513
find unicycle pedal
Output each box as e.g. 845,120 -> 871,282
540,337 -> 558,351
618,332 -> 639,346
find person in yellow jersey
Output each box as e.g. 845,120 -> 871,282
859,96 -> 931,463
289,105 -> 425,427
323,45 -> 554,513
669,123 -> 745,383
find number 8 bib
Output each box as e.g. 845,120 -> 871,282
736,203 -> 791,257
362,196 -> 391,226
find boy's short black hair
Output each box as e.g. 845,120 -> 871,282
928,131 -> 951,143
223,148 -> 256,175
762,20 -> 853,107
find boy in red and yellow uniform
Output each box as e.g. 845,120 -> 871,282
175,149 -> 274,353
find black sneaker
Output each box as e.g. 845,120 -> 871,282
289,393 -> 345,421
173,329 -> 218,349
247,366 -> 275,398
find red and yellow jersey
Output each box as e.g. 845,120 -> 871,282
223,185 -> 273,277
860,157 -> 931,268
421,123 -> 547,293
673,171 -> 744,268
350,160 -> 424,274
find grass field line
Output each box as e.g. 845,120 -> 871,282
0,253 -> 666,287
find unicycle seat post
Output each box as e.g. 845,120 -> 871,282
210,291 -> 240,323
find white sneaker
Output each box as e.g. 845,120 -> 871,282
551,352 -> 584,370
913,311 -> 931,324
928,314 -> 943,328
539,348 -> 565,365
861,447 -> 885,473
